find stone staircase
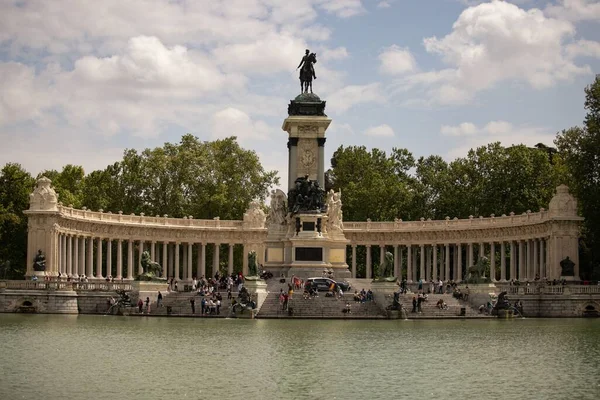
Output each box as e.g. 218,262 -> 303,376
394,293 -> 488,319
257,291 -> 386,319
133,291 -> 238,317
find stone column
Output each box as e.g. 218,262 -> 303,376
138,241 -> 144,276
518,241 -> 525,281
500,241 -> 506,281
150,241 -> 156,262
419,244 -> 425,281
540,239 -> 545,279
351,245 -> 357,278
242,244 -> 248,276
228,243 -> 234,275
168,244 -> 173,278
79,236 -> 86,277
106,239 -> 112,278
87,237 -> 94,278
73,235 -> 79,276
424,245 -> 430,280
406,245 -> 413,282
365,245 -> 372,279
432,244 -> 438,280
200,243 -> 206,278
127,239 -> 133,280
468,243 -> 474,270
445,244 -> 450,282
162,242 -> 168,278
533,239 -> 542,279
188,243 -> 193,280
490,242 -> 496,281
399,246 -> 404,280
393,245 -> 399,278
174,242 -> 180,280
287,138 -> 299,190
509,241 -> 516,281
67,235 -> 73,277
96,237 -> 103,279
457,244 -> 463,282
317,138 -> 326,188
56,235 -> 62,275
116,239 -> 123,279
380,245 -> 385,276
479,242 -> 484,260
526,240 -> 532,280
182,244 -> 188,280
213,243 -> 220,276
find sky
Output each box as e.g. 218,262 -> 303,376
1,0 -> 599,190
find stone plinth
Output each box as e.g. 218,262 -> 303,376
131,281 -> 169,303
244,279 -> 268,314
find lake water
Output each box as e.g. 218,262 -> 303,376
0,315 -> 598,400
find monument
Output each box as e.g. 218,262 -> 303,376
263,51 -> 350,278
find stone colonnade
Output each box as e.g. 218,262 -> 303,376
53,236 -> 256,281
25,180 -> 582,282
347,239 -> 550,282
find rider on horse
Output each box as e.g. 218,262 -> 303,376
297,49 -> 317,93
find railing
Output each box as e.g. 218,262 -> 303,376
497,285 -> 600,295
343,211 -> 554,232
0,280 -> 134,292
58,205 -> 247,229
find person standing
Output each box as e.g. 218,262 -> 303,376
145,297 -> 150,314
137,298 -> 143,313
157,291 -> 163,307
190,298 -> 196,314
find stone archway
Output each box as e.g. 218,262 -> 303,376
581,302 -> 600,318
16,298 -> 37,313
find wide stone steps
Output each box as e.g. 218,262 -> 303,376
396,293 -> 487,318
134,291 -> 238,317
257,292 -> 385,319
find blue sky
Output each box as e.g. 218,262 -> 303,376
1,0 -> 599,190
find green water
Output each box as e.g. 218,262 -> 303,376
0,315 -> 598,400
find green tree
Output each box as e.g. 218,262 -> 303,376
0,163 -> 35,279
327,145 -> 417,221
555,76 -> 600,279
84,135 -> 279,219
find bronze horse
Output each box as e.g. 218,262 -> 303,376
298,52 -> 317,94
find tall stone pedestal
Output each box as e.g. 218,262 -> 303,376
264,93 -> 350,279
244,279 -> 268,314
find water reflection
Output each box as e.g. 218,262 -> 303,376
0,315 -> 598,400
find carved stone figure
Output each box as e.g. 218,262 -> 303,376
268,189 -> 287,225
466,257 -> 490,284
33,250 -> 46,271
297,49 -> 317,93
548,185 -> 577,217
381,251 -> 394,278
140,251 -> 162,277
288,175 -> 325,214
248,251 -> 258,277
326,189 -> 343,232
560,256 -> 575,276
29,177 -> 58,211
243,201 -> 266,228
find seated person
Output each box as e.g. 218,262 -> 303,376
436,299 -> 444,309
343,302 -> 351,314
353,290 -> 361,302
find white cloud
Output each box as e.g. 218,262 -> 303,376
377,1 -> 392,8
401,0 -> 593,105
211,107 -> 272,142
545,0 -> 600,22
442,120 -> 555,159
327,83 -> 385,113
319,0 -> 365,18
440,122 -> 478,136
566,39 -> 600,59
321,46 -> 350,61
378,45 -> 417,75
365,124 -> 394,137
